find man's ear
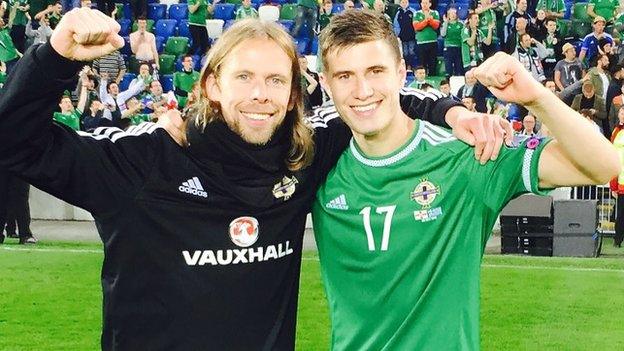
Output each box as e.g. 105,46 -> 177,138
319,73 -> 332,100
204,74 -> 221,102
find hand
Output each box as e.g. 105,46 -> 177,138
50,8 -> 124,61
111,7 -> 117,18
448,109 -> 514,164
100,72 -> 110,80
589,108 -> 597,115
472,52 -> 548,106
613,191 -> 618,198
157,109 -> 186,146
25,11 -> 30,20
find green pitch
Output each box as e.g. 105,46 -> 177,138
0,240 -> 623,350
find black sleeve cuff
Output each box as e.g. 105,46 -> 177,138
34,43 -> 87,81
431,96 -> 464,129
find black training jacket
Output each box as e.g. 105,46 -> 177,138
0,43 -> 462,351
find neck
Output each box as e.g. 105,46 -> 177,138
352,113 -> 415,157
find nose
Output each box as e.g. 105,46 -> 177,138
353,77 -> 374,101
250,79 -> 269,103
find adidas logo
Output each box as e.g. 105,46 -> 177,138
326,194 -> 349,210
179,177 -> 208,198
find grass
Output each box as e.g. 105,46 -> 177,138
0,239 -> 623,350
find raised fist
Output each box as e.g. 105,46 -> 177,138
50,8 -> 124,62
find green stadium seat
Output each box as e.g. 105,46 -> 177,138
558,19 -> 571,38
226,0 -> 242,4
435,56 -> 446,77
132,19 -> 155,32
572,19 -> 592,38
164,37 -> 190,56
426,76 -> 445,89
280,4 -> 298,20
572,3 -> 590,23
159,54 -> 176,74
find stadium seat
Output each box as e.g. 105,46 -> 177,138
294,21 -> 313,39
154,19 -> 177,40
118,18 -> 131,36
164,36 -> 190,56
572,3 -> 590,23
332,3 -> 344,14
437,37 -> 444,57
278,20 -> 294,32
572,20 -> 592,39
409,2 -> 420,11
226,0 -> 242,4
169,4 -> 189,21
436,2 -> 448,15
435,57 -> 446,77
558,19 -> 571,38
280,4 -> 297,20
564,2 -> 572,20
178,19 -> 191,38
258,5 -> 280,22
310,36 -> 318,55
155,35 -> 166,53
119,73 -> 136,91
293,38 -> 308,55
159,54 -> 176,74
132,19 -> 155,32
426,76 -> 444,89
121,36 -> 132,55
206,19 -> 225,39
147,3 -> 167,21
223,19 -> 236,31
214,3 -> 236,20
160,74 -> 174,93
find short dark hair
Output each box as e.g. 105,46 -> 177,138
137,16 -> 147,21
440,79 -> 449,86
107,81 -> 118,92
414,65 -> 425,71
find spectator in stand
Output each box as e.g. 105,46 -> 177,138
579,16 -> 613,65
28,0 -> 54,21
53,95 -> 81,130
440,6 -> 463,76
610,106 -> 624,248
92,49 -> 125,85
317,0 -> 333,32
572,80 -> 607,130
587,0 -> 618,23
457,70 -> 489,112
540,17 -> 560,79
461,96 -> 477,111
343,0 -> 355,10
586,53 -> 611,103
394,0 -> 417,71
292,0 -> 317,41
142,80 -> 167,114
9,0 -> 30,53
519,113 -> 539,135
81,97 -> 111,131
503,16 -> 528,53
0,18 -> 22,74
188,0 -> 210,56
475,0 -> 501,60
535,0 -> 565,23
24,11 -> 51,47
174,54 -> 200,109
554,42 -> 584,91
462,12 -> 493,71
531,9 -> 547,42
122,96 -> 151,127
298,55 -> 322,112
131,63 -> 154,98
99,72 -> 145,127
373,0 -> 391,23
96,0 -> 114,16
413,0 -> 440,75
34,2 -> 62,30
579,108 -> 602,133
130,17 -> 159,71
595,38 -> 617,73
504,0 -> 532,44
411,65 -> 427,89
235,0 -> 258,19
544,79 -> 556,92
606,64 -> 624,122
512,33 -> 548,83
130,0 -> 146,20
439,79 -> 451,96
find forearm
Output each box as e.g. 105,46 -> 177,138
528,88 -> 620,185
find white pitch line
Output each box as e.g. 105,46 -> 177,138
0,246 -> 102,254
302,257 -> 624,273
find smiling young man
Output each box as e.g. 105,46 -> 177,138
312,10 -> 619,350
0,8 -> 514,350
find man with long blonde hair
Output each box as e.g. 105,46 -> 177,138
0,8 -> 512,350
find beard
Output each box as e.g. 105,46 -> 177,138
225,117 -> 282,146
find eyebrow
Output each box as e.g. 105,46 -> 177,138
232,70 -> 289,80
331,65 -> 388,78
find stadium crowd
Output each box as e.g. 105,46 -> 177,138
1,0 -> 624,247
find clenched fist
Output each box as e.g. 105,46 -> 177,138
50,8 -> 124,61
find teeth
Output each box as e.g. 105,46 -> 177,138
352,103 -> 378,112
242,112 -> 271,121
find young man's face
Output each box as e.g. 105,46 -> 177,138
150,81 -> 163,96
564,47 -> 576,60
399,0 -> 408,9
415,68 -> 426,81
323,1 -> 333,12
242,0 -> 251,7
421,0 -> 431,11
520,34 -> 532,49
544,80 -> 556,92
140,64 -> 150,77
546,20 -> 556,33
59,97 -> 73,113
594,21 -> 605,34
138,20 -> 147,32
517,0 -> 527,12
205,38 -> 294,145
447,8 -> 457,21
461,97 -> 475,111
109,83 -> 120,95
183,56 -> 194,71
321,40 -> 405,138
439,83 -> 450,95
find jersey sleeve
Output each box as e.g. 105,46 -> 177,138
0,43 -> 163,219
475,137 -> 554,213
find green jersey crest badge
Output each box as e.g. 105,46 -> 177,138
411,178 -> 443,222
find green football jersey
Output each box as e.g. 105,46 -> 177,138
590,0 -> 618,21
53,110 -> 81,131
312,120 -> 551,351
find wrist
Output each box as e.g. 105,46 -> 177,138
444,105 -> 466,128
